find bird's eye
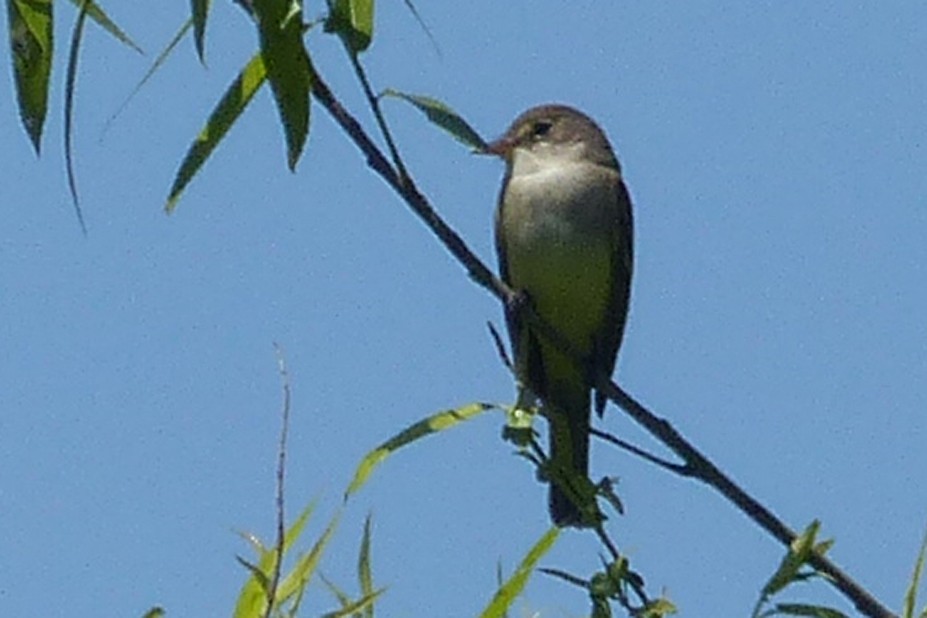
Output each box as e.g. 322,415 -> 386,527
531,121 -> 553,138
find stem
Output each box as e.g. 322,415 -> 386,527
347,53 -> 409,182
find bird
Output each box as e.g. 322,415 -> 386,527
485,104 -> 633,527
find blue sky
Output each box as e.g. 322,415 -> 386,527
2,2 -> 926,616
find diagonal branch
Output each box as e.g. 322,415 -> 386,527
310,67 -> 506,301
308,67 -> 896,618
594,379 -> 893,618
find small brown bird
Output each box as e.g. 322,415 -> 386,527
486,105 -> 633,526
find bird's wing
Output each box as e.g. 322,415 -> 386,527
594,178 -> 634,415
494,179 -> 547,401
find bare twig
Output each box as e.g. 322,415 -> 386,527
487,321 -> 513,372
262,343 -> 292,618
346,54 -> 409,182
590,427 -> 689,475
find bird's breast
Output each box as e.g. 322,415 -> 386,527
499,161 -> 621,349
501,161 -> 620,249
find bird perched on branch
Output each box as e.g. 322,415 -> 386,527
486,104 -> 633,527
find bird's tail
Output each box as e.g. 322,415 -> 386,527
546,379 -> 592,527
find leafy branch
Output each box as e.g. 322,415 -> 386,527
5,1 -> 914,617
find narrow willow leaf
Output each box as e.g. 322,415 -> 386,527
382,89 -> 487,151
320,573 -> 353,609
65,0 -> 142,53
253,0 -> 312,170
495,562 -> 509,618
104,18 -> 192,135
275,514 -> 340,604
321,590 -> 385,618
237,530 -> 266,555
231,502 -> 316,618
813,538 -> 834,556
165,52 -> 266,212
903,531 -> 927,618
762,520 -> 822,597
358,514 -> 374,618
640,597 -> 678,617
233,554 -> 274,618
191,0 -> 210,62
140,608 -> 166,618
64,0 -> 89,234
324,0 -> 373,54
769,603 -> 848,618
344,402 -> 495,499
8,0 -> 52,153
479,527 -> 561,618
398,0 -> 439,56
280,501 -> 317,558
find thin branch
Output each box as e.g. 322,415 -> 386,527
594,524 -> 620,562
307,67 -> 895,618
590,427 -> 689,475
487,321 -> 513,372
310,66 -> 505,300
262,343 -> 292,618
325,0 -> 410,182
347,54 -> 409,182
595,379 -> 894,618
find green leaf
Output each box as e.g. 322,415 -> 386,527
589,571 -> 617,599
324,0 -> 374,54
479,527 -> 560,618
501,404 -> 536,448
64,0 -> 89,234
65,0 -> 142,53
275,513 -> 340,604
253,0 -> 312,170
591,598 -> 612,618
191,0 -> 210,62
344,402 -> 495,499
598,477 -> 624,517
281,501 -> 317,554
903,531 -> 927,618
603,555 -> 631,595
753,521 -> 835,618
320,573 -> 353,609
233,557 -> 272,618
231,501 -> 316,618
382,89 -> 487,151
105,18 -> 192,135
140,608 -> 166,618
767,603 -> 848,618
495,562 -> 509,618
640,597 -> 678,617
762,521 -> 825,597
8,0 -> 53,153
321,589 -> 385,618
166,51 -> 267,212
358,513 -> 374,618
398,0 -> 439,56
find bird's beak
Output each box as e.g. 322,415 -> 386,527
479,134 -> 515,159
